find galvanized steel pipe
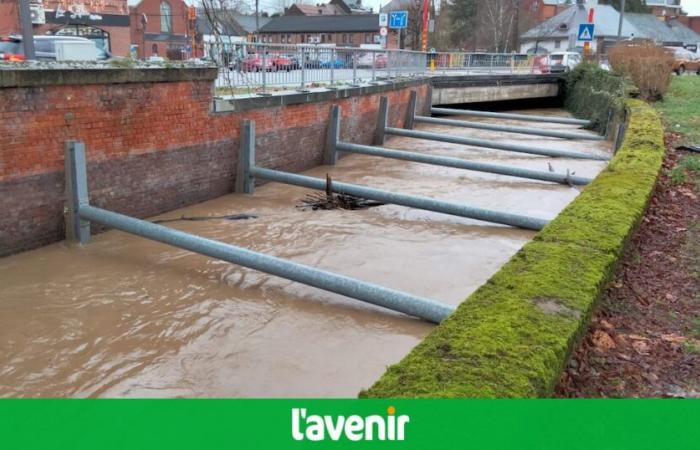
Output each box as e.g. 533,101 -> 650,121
431,107 -> 592,126
336,142 -> 592,185
251,166 -> 550,231
414,115 -> 604,141
385,127 -> 610,161
78,205 -> 455,324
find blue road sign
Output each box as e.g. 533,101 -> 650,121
578,23 -> 595,41
389,11 -> 408,29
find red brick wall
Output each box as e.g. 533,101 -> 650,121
0,72 -> 429,256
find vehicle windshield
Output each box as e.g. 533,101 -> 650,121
550,55 -> 564,64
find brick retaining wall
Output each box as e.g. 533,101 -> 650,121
0,68 -> 429,256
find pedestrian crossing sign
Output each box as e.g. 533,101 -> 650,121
578,23 -> 595,41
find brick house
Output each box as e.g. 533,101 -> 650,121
0,0 -> 131,56
129,0 -> 195,59
259,14 -> 397,48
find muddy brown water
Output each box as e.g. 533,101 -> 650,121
0,109 -> 611,397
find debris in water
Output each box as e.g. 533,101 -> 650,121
297,174 -> 385,211
152,214 -> 258,224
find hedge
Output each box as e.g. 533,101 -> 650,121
361,99 -> 665,398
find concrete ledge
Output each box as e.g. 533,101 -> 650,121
0,66 -> 218,87
430,73 -> 564,88
361,99 -> 665,398
213,78 -> 429,113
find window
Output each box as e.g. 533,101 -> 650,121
342,33 -> 347,44
321,34 -> 326,43
365,33 -> 371,44
152,43 -> 158,55
554,39 -> 561,49
160,1 -> 172,33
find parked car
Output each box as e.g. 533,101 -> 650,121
240,53 -> 275,72
0,36 -> 25,61
548,51 -> 582,73
669,47 -> 700,75
269,53 -> 295,71
1,35 -> 112,61
356,52 -> 387,69
319,53 -> 346,69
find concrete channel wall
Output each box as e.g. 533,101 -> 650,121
0,67 -> 429,256
362,100 -> 666,398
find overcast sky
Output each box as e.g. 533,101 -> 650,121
171,0 -> 700,16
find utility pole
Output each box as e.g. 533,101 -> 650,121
617,0 -> 626,41
18,0 -> 35,59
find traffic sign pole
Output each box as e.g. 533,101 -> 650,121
421,0 -> 429,51
584,7 -> 594,58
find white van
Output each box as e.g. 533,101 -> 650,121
549,51 -> 582,73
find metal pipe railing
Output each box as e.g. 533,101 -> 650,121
385,126 -> 609,161
414,116 -> 604,141
431,107 -> 592,126
250,166 -> 549,231
336,142 -> 592,186
78,205 -> 454,323
64,141 -> 455,324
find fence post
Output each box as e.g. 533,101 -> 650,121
371,51 -> 376,82
330,49 -> 335,88
261,47 -> 267,93
64,141 -> 91,244
374,96 -> 388,145
235,120 -> 256,194
300,46 -> 306,90
352,49 -> 358,85
324,105 -> 340,165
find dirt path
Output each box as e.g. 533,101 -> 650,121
557,133 -> 700,398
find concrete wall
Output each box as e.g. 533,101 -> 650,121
0,67 -> 428,257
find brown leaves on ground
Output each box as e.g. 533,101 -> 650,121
557,134 -> 700,398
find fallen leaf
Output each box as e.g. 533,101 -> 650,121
593,330 -> 616,352
627,334 -> 650,341
633,340 -> 651,356
600,319 -> 615,330
661,334 -> 687,344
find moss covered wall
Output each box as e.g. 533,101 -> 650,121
362,100 -> 665,398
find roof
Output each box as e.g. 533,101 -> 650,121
625,13 -> 700,44
521,4 -> 700,44
196,10 -> 247,36
380,0 -> 413,12
233,14 -> 272,33
260,14 -> 379,33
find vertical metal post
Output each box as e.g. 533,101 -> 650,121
374,96 -> 388,146
330,49 -> 335,87
604,108 -> 615,140
405,90 -> 417,130
64,141 -> 90,244
352,49 -> 358,85
261,47 -> 267,93
371,51 -> 376,82
300,47 -> 306,90
235,120 -> 256,194
18,0 -> 36,60
324,105 -> 340,165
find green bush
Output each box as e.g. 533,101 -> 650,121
565,63 -> 626,132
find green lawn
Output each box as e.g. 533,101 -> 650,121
655,76 -> 700,145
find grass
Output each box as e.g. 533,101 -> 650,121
655,76 -> 700,145
361,100 -> 666,398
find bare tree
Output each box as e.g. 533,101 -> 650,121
474,0 -> 519,52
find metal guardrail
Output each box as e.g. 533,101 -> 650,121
205,42 -> 553,94
64,140 -> 455,324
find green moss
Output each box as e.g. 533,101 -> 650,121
361,100 -> 666,399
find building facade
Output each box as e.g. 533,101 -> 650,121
0,0 -> 131,56
129,0 -> 195,59
258,14 -> 395,47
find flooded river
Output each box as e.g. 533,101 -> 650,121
0,109 -> 610,397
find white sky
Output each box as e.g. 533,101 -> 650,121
170,0 -> 700,16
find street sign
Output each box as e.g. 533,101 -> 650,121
379,13 -> 388,27
577,23 -> 595,41
380,26 -> 388,37
389,11 -> 408,29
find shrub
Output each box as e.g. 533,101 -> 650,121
608,41 -> 675,100
565,63 -> 625,132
